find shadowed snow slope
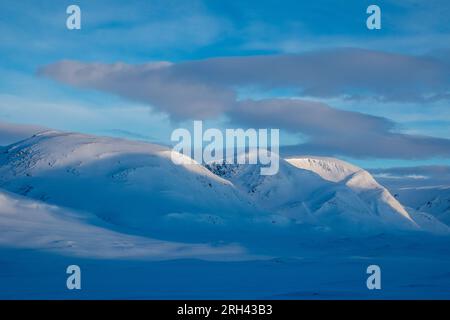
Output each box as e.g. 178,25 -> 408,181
370,166 -> 450,226
0,188 -> 246,260
389,186 -> 450,226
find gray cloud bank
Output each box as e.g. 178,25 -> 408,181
232,99 -> 450,158
39,48 -> 450,159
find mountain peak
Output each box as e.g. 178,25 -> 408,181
286,156 -> 361,183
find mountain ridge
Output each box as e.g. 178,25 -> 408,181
0,129 -> 448,236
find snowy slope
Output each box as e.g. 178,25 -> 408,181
406,207 -> 450,234
0,188 -> 246,260
207,155 -> 326,224
207,155 -> 426,232
285,157 -> 419,228
371,166 -> 450,226
393,187 -> 450,225
286,156 -> 361,182
0,131 -> 259,237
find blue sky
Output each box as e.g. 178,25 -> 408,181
0,0 -> 449,168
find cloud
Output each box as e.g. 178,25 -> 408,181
232,99 -> 450,159
39,60 -> 236,119
40,48 -> 450,106
371,165 -> 450,180
39,48 -> 450,159
177,49 -> 450,102
369,165 -> 450,189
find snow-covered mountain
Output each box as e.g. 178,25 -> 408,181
0,130 -> 260,238
1,125 -> 450,299
286,157 -> 414,224
286,157 -> 449,233
371,166 -> 450,226
390,186 -> 450,226
0,129 -> 447,240
207,156 -> 447,232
